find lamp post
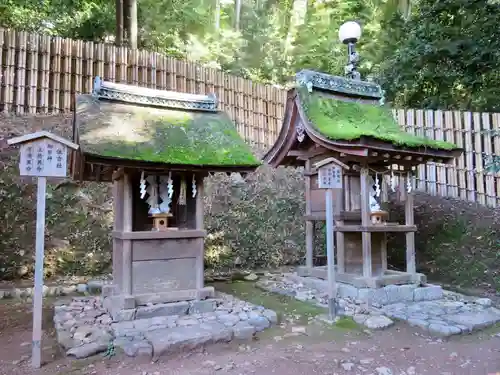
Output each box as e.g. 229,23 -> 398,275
339,21 -> 362,80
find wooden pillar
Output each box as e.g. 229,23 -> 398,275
195,178 -> 204,290
112,178 -> 124,288
333,188 -> 345,273
360,167 -> 372,278
380,176 -> 388,273
122,172 -> 133,296
305,160 -> 314,268
405,177 -> 416,275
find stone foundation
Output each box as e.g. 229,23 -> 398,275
257,272 -> 500,336
54,293 -> 278,360
283,273 -> 443,307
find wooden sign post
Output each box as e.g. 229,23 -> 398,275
315,157 -> 348,321
7,131 -> 78,369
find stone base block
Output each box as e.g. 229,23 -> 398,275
107,298 -> 218,322
297,266 -> 426,288
286,273 -> 443,307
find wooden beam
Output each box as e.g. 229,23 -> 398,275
314,156 -> 350,170
305,160 -> 314,269
112,167 -> 125,181
360,167 -> 372,278
405,177 -> 416,275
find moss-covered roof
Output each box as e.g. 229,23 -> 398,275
75,95 -> 260,167
299,90 -> 457,151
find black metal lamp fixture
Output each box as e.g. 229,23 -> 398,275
338,21 -> 362,80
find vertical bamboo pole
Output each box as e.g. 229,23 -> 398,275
454,111 -> 467,200
482,113 -> 495,207
415,110 -> 426,190
444,111 -> 458,198
15,31 -> 27,114
425,110 -> 437,195
39,34 -> 51,113
61,38 -> 72,112
434,110 -> 447,196
493,114 -> 500,207
473,112 -> 485,205
50,37 -> 62,112
26,33 -> 39,114
463,112 -> 475,202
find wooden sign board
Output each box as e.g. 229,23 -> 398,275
318,164 -> 343,189
8,131 -> 78,178
19,138 -> 69,177
315,157 -> 349,190
7,131 -> 78,369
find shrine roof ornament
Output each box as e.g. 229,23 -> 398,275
295,69 -> 384,100
92,76 -> 218,112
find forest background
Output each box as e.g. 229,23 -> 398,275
1,0 -> 499,112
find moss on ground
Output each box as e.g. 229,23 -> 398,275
212,280 -> 359,330
299,89 -> 457,150
76,95 -> 261,167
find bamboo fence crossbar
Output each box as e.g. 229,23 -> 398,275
1,29 -> 499,207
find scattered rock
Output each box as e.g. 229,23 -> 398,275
475,298 -> 492,307
122,340 -> 153,357
364,315 -> 394,330
291,326 -> 307,334
375,367 -> 393,375
67,342 -> 109,359
244,273 -> 259,281
233,322 -> 256,340
341,362 -> 355,371
76,284 -> 88,293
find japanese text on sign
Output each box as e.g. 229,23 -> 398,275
318,165 -> 343,189
19,139 -> 68,177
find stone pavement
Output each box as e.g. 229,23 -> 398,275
257,272 -> 500,336
53,293 -> 277,360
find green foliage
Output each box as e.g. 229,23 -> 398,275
0,154 -> 112,280
204,164 -> 306,271
379,0 -> 500,111
300,90 -> 457,150
77,96 -> 260,166
3,0 -> 499,112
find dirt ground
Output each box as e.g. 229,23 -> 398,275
0,298 -> 499,375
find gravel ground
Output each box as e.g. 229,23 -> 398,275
1,299 -> 499,375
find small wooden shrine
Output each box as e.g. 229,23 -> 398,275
71,77 -> 260,309
264,70 -> 462,289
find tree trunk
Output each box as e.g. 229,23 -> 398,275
115,0 -> 124,45
215,0 -> 221,30
124,0 -> 138,49
234,0 -> 242,30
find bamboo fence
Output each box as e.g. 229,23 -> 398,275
1,29 -> 499,207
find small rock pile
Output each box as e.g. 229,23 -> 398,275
54,294 -> 278,360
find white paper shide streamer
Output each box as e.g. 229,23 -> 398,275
139,171 -> 147,199
192,174 -> 197,198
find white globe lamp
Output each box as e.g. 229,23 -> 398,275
338,21 -> 362,44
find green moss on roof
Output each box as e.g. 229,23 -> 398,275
299,90 -> 457,150
75,95 -> 260,167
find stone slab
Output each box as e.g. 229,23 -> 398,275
145,326 -> 214,357
135,301 -> 189,319
445,308 -> 500,332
